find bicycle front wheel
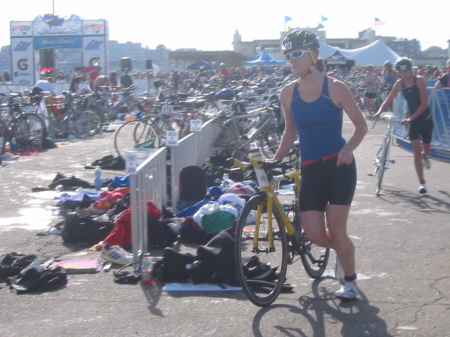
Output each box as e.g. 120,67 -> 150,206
376,139 -> 390,196
235,194 -> 288,307
114,121 -> 160,159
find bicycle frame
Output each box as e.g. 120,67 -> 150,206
236,153 -> 301,249
371,114 -> 400,195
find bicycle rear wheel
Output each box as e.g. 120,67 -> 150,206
299,229 -> 330,278
235,194 -> 288,307
259,124 -> 281,159
68,109 -> 91,138
376,139 -> 390,196
83,108 -> 103,137
114,120 -> 160,159
13,113 -> 46,150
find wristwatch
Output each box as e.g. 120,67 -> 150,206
406,118 -> 411,124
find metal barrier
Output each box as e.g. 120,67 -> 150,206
129,118 -> 220,270
129,147 -> 167,269
0,79 -> 149,95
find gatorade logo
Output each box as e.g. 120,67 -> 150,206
14,41 -> 32,52
85,40 -> 103,50
17,58 -> 28,71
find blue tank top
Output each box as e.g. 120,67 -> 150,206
291,75 -> 346,161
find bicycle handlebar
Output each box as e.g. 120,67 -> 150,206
227,157 -> 293,173
371,113 -> 401,129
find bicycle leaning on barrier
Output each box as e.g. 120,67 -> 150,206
230,147 -> 330,307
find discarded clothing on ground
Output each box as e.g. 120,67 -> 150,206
87,155 -> 125,170
7,264 -> 67,294
48,172 -> 94,190
1,252 -> 67,294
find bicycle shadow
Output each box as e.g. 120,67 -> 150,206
251,277 -> 392,337
377,186 -> 450,214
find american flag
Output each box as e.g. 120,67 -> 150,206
375,18 -> 385,25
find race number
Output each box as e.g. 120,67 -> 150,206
161,104 -> 173,115
125,152 -> 138,174
165,130 -> 179,146
190,119 -> 202,132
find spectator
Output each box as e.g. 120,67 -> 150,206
171,70 -> 180,95
109,71 -> 118,86
360,65 -> 382,115
120,68 -> 133,88
32,76 -> 54,96
93,75 -> 110,92
434,59 -> 450,89
89,65 -> 101,90
3,70 -> 11,82
382,61 -> 398,94
69,76 -> 82,93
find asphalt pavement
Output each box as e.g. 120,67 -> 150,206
0,117 -> 449,337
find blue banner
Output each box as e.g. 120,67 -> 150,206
34,36 -> 82,49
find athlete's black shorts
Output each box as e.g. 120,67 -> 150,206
409,116 -> 433,143
299,156 -> 356,212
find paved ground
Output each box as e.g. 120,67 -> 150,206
0,117 -> 449,337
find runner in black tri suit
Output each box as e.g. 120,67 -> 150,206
375,57 -> 433,194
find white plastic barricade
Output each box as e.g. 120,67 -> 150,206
169,119 -> 221,213
127,147 -> 167,271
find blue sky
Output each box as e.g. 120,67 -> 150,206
1,0 -> 448,51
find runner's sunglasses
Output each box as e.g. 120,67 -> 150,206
285,49 -> 309,61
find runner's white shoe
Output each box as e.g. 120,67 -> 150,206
418,184 -> 427,194
335,281 -> 359,300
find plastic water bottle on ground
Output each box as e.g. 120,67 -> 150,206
141,253 -> 154,284
94,166 -> 102,190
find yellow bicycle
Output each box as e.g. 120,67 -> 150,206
231,147 -> 330,307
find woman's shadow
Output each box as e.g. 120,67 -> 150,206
251,277 -> 393,337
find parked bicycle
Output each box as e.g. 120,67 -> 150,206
0,92 -> 46,161
369,113 -> 402,196
231,147 -> 330,307
213,101 -> 283,160
35,92 -> 103,140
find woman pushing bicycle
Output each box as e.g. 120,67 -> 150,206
374,57 -> 433,195
273,30 -> 367,300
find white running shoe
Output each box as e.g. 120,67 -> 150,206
418,184 -> 427,194
335,281 -> 359,300
101,245 -> 133,265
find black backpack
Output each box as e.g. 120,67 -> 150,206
177,165 -> 207,210
153,231 -> 239,286
62,212 -> 114,245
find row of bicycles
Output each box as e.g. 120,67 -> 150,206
111,77 -> 287,161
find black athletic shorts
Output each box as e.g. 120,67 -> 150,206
299,156 -> 357,212
409,116 -> 433,143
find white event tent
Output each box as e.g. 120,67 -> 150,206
319,39 -> 401,66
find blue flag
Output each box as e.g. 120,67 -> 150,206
284,16 -> 292,22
